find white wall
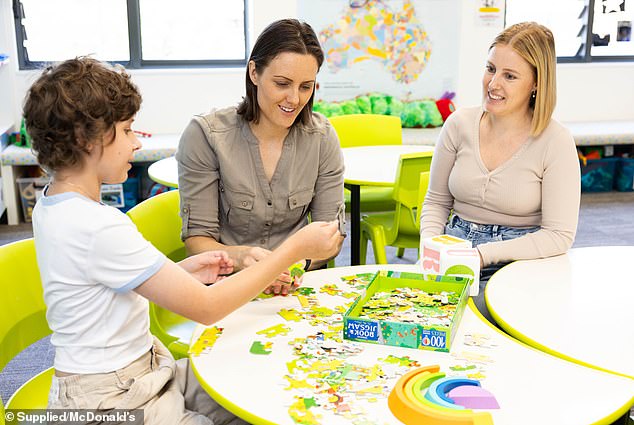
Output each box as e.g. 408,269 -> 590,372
556,62 -> 634,122
0,0 -> 17,133
2,0 -> 633,135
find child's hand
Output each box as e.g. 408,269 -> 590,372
293,221 -> 341,261
236,247 -> 294,295
237,246 -> 271,270
178,251 -> 234,284
263,269 -> 297,296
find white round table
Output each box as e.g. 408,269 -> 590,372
486,246 -> 634,379
189,264 -> 634,425
147,156 -> 178,188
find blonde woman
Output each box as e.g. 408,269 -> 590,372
420,22 -> 580,322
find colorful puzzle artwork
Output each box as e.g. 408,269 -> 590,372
189,326 -> 223,357
319,283 -> 359,299
296,287 -> 316,296
284,330 -> 422,425
388,365 -> 499,425
254,275 -> 427,424
340,273 -> 375,290
239,273 -> 498,424
289,261 -> 307,284
357,287 -> 460,328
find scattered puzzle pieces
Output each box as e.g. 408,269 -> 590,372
320,283 -> 341,296
463,333 -> 498,349
295,286 -> 315,296
449,364 -> 477,372
250,340 -> 273,355
296,295 -> 310,308
452,351 -> 494,365
256,323 -> 292,338
279,308 -> 303,322
379,355 -> 421,368
288,397 -> 322,425
188,326 -> 223,357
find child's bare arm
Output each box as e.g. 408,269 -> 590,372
135,221 -> 340,325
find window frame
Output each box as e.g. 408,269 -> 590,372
506,0 -> 634,63
12,0 -> 249,70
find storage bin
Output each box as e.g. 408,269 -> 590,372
614,157 -> 634,192
17,176 -> 49,222
580,158 -> 618,192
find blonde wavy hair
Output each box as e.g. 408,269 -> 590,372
490,22 -> 556,136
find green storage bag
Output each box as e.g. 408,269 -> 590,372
355,96 -> 372,114
341,100 -> 361,115
369,93 -> 389,115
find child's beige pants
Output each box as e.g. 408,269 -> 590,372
48,337 -> 249,425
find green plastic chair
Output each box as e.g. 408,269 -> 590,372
329,114 -> 402,212
126,189 -> 192,359
359,152 -> 432,264
0,238 -> 53,410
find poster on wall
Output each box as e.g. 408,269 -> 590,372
476,0 -> 503,27
298,0 -> 460,104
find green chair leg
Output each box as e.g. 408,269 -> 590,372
365,225 -> 388,264
357,158 -> 432,267
371,233 -> 389,264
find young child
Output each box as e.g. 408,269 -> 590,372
24,57 -> 341,423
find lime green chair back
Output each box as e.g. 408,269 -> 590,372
126,189 -> 186,261
416,171 -> 430,227
329,114 -> 403,212
328,114 -> 402,147
0,238 -> 53,409
359,152 -> 433,264
126,189 -> 192,359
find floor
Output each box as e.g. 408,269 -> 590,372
1,191 -> 633,421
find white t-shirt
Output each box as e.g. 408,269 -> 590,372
32,190 -> 166,374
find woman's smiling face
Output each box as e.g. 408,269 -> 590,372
482,44 -> 536,119
249,52 -> 318,131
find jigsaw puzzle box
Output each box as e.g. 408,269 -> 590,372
343,270 -> 470,352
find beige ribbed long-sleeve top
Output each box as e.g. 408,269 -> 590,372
420,107 -> 581,267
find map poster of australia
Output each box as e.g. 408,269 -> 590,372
298,0 -> 461,102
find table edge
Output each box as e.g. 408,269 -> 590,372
485,255 -> 634,382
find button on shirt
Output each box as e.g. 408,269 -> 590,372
176,107 -> 344,250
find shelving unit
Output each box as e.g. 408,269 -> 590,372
1,135 -> 180,224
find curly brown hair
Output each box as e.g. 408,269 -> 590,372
23,57 -> 142,172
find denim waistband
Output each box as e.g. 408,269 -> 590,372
448,214 -> 540,237
449,214 -> 500,234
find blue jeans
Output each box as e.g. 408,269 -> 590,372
444,214 -> 540,324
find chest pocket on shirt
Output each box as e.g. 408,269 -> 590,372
287,188 -> 313,223
222,187 -> 255,237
